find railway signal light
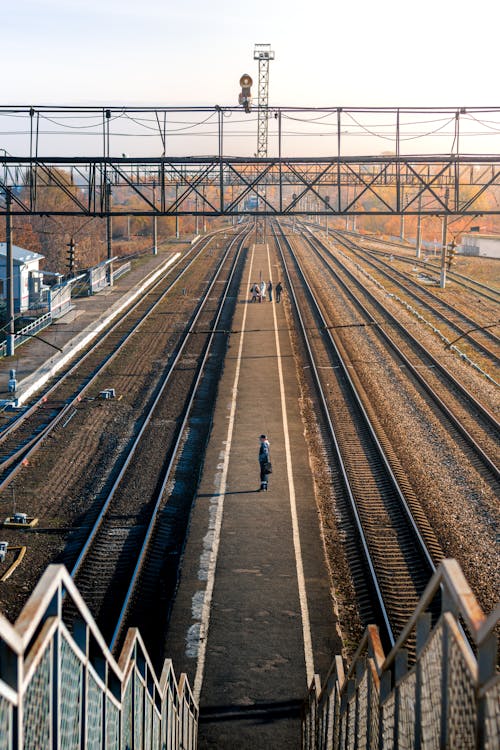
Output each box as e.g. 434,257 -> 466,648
238,74 -> 253,113
446,240 -> 457,269
67,237 -> 76,275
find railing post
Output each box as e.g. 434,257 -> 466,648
476,608 -> 499,750
365,659 -> 379,750
52,625 -> 60,750
346,678 -> 356,748
439,618 -> 451,748
379,670 -> 393,748
325,656 -> 344,750
72,618 -> 88,750
355,658 -> 365,748
339,687 -> 349,750
415,613 -> 432,750
394,649 -> 408,748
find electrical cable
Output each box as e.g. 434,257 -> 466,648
343,111 -> 457,142
463,112 -> 500,133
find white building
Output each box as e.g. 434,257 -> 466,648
0,243 -> 45,313
458,233 -> 500,259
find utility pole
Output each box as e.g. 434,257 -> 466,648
415,193 -> 422,258
5,188 -> 14,357
203,184 -> 207,233
106,181 -> 113,286
345,184 -> 349,231
175,183 -> 179,239
254,43 -> 274,243
152,179 -> 158,255
440,188 -> 450,289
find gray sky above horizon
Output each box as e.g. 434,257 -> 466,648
3,0 -> 497,107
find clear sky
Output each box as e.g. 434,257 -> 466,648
2,0 -> 497,107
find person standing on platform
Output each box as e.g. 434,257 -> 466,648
258,434 -> 271,491
267,280 -> 273,302
275,281 -> 283,303
260,279 -> 266,301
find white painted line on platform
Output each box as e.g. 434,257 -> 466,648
16,253 -> 181,406
266,247 -> 315,687
192,244 -> 255,702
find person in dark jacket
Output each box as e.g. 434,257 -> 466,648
258,434 -> 271,491
275,281 -> 283,302
267,280 -> 273,302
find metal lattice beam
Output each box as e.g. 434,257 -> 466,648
0,104 -> 500,217
1,155 -> 499,216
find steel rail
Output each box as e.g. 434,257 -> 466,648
273,221 -> 437,649
305,222 -> 500,307
0,237 -> 206,440
272,224 -> 393,645
1,231 -> 236,437
302,227 -> 500,480
331,230 -> 500,360
338,229 -> 500,305
109,230 -> 248,650
69,229 -> 249,646
69,229 -> 244,577
0,232 -> 228,489
310,229 -> 500,418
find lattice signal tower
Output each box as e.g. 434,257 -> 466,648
254,44 -> 274,157
254,44 -> 274,242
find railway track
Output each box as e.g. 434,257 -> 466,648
272,222 -> 439,649
0,231 -> 232,491
341,228 -> 500,305
299,227 -> 500,482
329,229 -> 500,369
65,229 -> 249,648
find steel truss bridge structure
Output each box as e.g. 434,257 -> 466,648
1,105 -> 500,217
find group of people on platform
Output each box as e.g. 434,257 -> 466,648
250,279 -> 283,303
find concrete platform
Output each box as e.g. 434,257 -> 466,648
165,243 -> 340,749
0,245 -> 187,406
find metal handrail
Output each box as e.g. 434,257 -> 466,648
303,559 -> 499,750
0,564 -> 198,749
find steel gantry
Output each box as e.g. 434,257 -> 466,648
1,154 -> 500,218
0,105 -> 500,218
